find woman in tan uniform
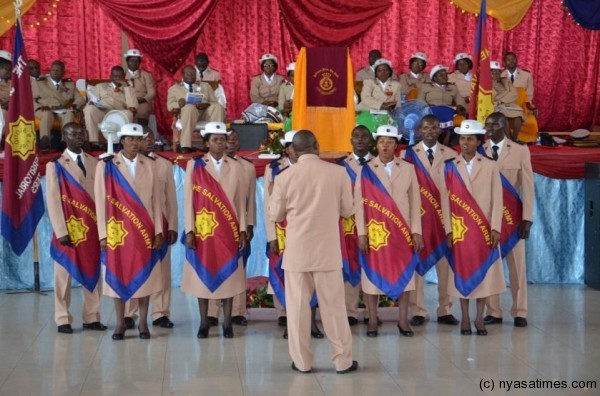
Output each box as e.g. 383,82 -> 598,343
448,53 -> 473,104
491,61 -> 524,141
181,122 -> 248,339
250,53 -> 285,107
278,62 -> 295,116
356,58 -> 402,112
398,52 -> 431,98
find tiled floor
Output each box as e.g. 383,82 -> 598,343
0,284 -> 598,396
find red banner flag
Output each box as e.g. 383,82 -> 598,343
339,159 -> 361,287
403,147 -> 449,275
103,161 -> 160,300
444,160 -> 500,296
1,19 -> 44,255
357,164 -> 419,300
185,158 -> 241,292
50,161 -> 100,292
499,173 -> 523,257
469,0 -> 495,123
267,220 -> 287,307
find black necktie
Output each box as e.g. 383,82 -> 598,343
188,84 -> 193,92
358,156 -> 366,166
427,148 -> 434,165
55,83 -> 60,90
492,145 -> 499,161
76,155 -> 86,176
200,71 -> 204,80
510,74 -> 514,83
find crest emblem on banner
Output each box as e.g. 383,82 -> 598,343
367,219 -> 390,251
314,68 -> 339,95
195,208 -> 218,240
343,216 -> 356,235
66,215 -> 89,246
451,214 -> 468,243
106,217 -> 127,249
7,116 -> 36,160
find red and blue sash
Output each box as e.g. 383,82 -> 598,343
476,146 -> 523,257
358,164 -> 419,300
444,160 -> 500,296
102,160 -> 160,300
339,160 -> 361,287
404,147 -> 450,275
267,220 -> 287,307
185,158 -> 241,293
50,161 -> 100,292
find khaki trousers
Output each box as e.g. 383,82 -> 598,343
54,263 -> 102,326
178,103 -> 226,148
486,240 -> 528,318
408,257 -> 453,318
36,110 -> 75,138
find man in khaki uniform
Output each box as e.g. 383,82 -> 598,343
502,52 -> 534,103
124,49 -> 156,124
46,123 -> 107,334
355,49 -> 398,82
28,59 -> 41,80
195,52 -> 227,109
167,65 -> 225,153
83,66 -> 137,142
33,60 -> 86,150
483,112 -> 533,328
268,130 -> 357,374
0,50 -> 11,138
400,115 -> 459,327
418,65 -> 466,110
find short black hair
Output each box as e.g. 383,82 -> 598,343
196,52 -> 209,62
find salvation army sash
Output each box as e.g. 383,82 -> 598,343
444,160 -> 500,296
357,164 -> 419,300
103,160 -> 160,300
267,220 -> 287,307
185,158 -> 240,293
339,160 -> 361,287
404,148 -> 450,275
49,161 -> 100,292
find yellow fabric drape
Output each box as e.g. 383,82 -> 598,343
0,0 -> 37,37
451,0 -> 534,31
292,47 -> 354,152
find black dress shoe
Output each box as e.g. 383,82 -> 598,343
83,321 -> 107,331
363,317 -> 383,326
124,317 -> 136,329
348,317 -> 358,326
282,328 -> 288,339
514,317 -> 528,327
483,315 -> 503,325
461,328 -> 472,336
197,326 -> 209,339
366,330 -> 378,337
278,316 -> 287,327
291,362 -> 311,373
112,331 -> 125,340
57,324 -> 73,334
410,315 -> 426,326
311,329 -> 324,339
437,315 -> 459,325
207,316 -> 219,326
397,323 -> 414,337
336,360 -> 358,374
152,316 -> 174,328
232,316 -> 248,326
475,325 -> 488,336
222,325 -> 234,338
138,327 -> 151,339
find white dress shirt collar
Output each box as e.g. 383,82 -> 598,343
353,152 -> 372,162
263,73 -> 274,84
421,142 -> 437,155
490,138 -> 505,154
462,155 -> 475,176
65,149 -> 82,163
209,154 -> 223,176
121,153 -> 138,179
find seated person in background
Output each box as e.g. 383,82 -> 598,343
195,52 -> 227,109
501,51 -> 536,114
32,60 -> 86,151
124,49 -> 156,126
250,53 -> 285,107
418,65 -> 466,115
356,58 -> 402,112
398,52 -> 431,96
167,65 -> 225,154
83,66 -> 137,142
28,59 -> 42,80
448,53 -> 473,104
491,61 -> 523,141
278,62 -> 295,116
0,51 -> 12,138
356,49 -> 398,82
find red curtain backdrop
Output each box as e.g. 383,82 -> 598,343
1,0 -> 599,136
278,0 -> 392,47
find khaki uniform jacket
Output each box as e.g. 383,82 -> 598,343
196,66 -> 221,82
398,72 -> 431,94
417,82 -> 466,108
263,157 -> 292,242
46,151 -> 98,239
250,74 -> 285,104
447,70 -> 472,100
33,78 -> 86,109
356,79 -> 402,111
236,155 -> 257,227
483,140 -> 534,222
278,82 -> 294,109
91,83 -> 138,110
268,154 -> 354,272
440,153 -> 505,298
400,143 -> 458,193
148,152 -> 178,232
166,81 -> 219,111
493,78 -> 524,119
502,68 -> 534,102
94,152 -> 164,298
126,69 -> 156,103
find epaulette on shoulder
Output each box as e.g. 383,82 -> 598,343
144,153 -> 156,160
521,68 -> 531,73
50,154 -> 62,163
102,155 -> 114,162
63,77 -> 73,82
239,156 -> 253,163
401,158 -> 413,164
37,76 -> 47,81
